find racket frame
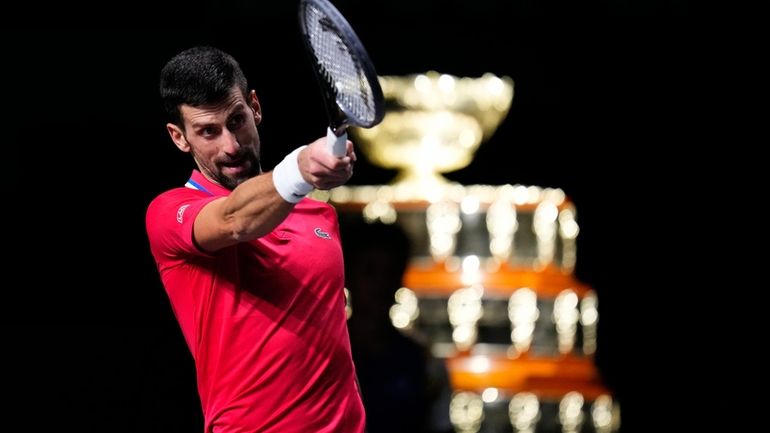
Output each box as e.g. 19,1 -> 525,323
298,0 -> 384,144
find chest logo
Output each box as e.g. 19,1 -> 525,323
314,228 -> 331,239
176,204 -> 191,224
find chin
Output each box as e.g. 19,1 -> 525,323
215,160 -> 261,190
225,172 -> 258,190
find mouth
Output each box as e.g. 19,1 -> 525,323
221,159 -> 250,177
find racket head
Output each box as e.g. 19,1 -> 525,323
299,0 -> 384,130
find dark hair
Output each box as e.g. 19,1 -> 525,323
159,46 -> 249,127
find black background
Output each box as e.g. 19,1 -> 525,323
5,1 -> 706,431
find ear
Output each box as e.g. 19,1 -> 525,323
166,123 -> 191,153
250,90 -> 262,125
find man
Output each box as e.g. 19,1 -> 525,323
146,46 -> 364,432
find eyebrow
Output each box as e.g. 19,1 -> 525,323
190,120 -> 215,130
189,103 -> 248,130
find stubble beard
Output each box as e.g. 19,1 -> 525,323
194,148 -> 262,191
216,152 -> 262,190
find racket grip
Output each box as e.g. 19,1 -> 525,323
326,127 -> 347,157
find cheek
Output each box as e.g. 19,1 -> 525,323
193,143 -> 219,159
241,125 -> 260,143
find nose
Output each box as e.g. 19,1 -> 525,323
221,129 -> 241,157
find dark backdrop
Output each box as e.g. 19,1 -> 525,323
5,2 -> 700,431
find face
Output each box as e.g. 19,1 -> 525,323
167,87 -> 263,190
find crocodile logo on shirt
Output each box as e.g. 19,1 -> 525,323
314,228 -> 331,239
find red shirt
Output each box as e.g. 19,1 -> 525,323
146,170 -> 365,433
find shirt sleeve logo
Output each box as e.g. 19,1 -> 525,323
314,227 -> 332,239
176,204 -> 191,224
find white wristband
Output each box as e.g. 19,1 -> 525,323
272,145 -> 313,203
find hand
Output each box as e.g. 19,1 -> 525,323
298,137 -> 357,190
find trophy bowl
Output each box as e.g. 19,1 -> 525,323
352,71 -> 514,197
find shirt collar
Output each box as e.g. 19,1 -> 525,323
184,170 -> 232,197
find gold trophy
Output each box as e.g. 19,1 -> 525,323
319,72 -> 619,433
352,71 -> 514,199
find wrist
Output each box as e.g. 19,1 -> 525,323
272,145 -> 313,203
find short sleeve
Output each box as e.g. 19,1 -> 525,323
146,189 -> 220,265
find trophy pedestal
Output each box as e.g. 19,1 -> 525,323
320,183 -> 619,433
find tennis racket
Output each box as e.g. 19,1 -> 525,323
299,0 -> 384,156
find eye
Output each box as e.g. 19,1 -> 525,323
227,114 -> 246,131
200,126 -> 219,138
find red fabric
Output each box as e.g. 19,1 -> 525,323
146,171 -> 365,433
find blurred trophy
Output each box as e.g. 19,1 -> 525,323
353,71 -> 514,199
317,72 -> 619,433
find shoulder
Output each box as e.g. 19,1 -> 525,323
145,187 -> 217,235
145,187 -> 220,258
147,188 -> 207,216
148,187 -> 200,206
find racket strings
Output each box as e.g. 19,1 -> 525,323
304,6 -> 378,124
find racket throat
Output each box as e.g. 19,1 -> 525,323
324,88 -> 349,136
329,122 -> 349,137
